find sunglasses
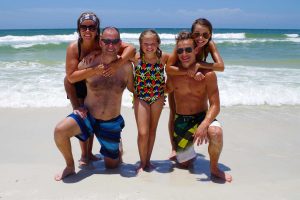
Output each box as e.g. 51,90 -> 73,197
80,25 -> 97,32
176,47 -> 193,54
101,38 -> 121,45
192,32 -> 210,39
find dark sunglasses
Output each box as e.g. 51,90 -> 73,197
192,32 -> 210,39
176,47 -> 193,54
101,38 -> 121,45
80,25 -> 97,32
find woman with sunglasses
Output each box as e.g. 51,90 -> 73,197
64,12 -> 135,167
165,18 -> 224,161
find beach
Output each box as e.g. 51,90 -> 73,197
1,27 -> 300,199
1,105 -> 300,200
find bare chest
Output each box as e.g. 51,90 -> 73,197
173,76 -> 206,95
87,71 -> 127,93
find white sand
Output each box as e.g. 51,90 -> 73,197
0,106 -> 300,200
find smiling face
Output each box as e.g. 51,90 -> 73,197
192,24 -> 211,48
79,20 -> 98,41
100,28 -> 121,56
177,39 -> 197,69
140,33 -> 159,56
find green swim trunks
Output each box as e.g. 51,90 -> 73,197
173,112 -> 207,152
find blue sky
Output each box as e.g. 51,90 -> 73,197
1,0 -> 300,29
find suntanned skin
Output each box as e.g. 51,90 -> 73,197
64,18 -> 101,166
54,28 -> 134,181
131,32 -> 169,173
166,38 -> 232,182
64,18 -> 135,166
165,23 -> 224,162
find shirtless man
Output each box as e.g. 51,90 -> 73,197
64,12 -> 135,166
166,31 -> 232,182
54,27 -> 134,181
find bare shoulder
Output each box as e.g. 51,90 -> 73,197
135,52 -> 141,61
204,70 -> 217,84
161,52 -> 169,64
135,52 -> 141,59
67,41 -> 78,51
86,49 -> 101,58
208,40 -> 218,51
123,60 -> 134,72
66,41 -> 79,59
132,53 -> 140,65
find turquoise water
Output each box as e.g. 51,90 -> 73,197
0,28 -> 300,107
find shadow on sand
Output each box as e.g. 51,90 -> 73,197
189,153 -> 231,184
63,156 -> 137,183
63,153 -> 231,184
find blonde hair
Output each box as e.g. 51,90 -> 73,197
139,29 -> 162,58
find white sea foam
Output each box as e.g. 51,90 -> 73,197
1,29 -> 299,108
1,61 -> 300,108
1,32 -> 300,49
285,34 -> 299,38
219,65 -> 300,106
122,32 -> 247,45
0,61 -> 69,108
213,33 -> 246,39
286,37 -> 300,43
0,32 -> 77,48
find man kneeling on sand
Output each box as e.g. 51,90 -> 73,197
166,31 -> 232,182
54,27 -> 134,181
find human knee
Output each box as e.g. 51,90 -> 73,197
104,158 -> 119,169
208,126 -> 223,143
149,127 -> 157,136
178,160 -> 192,169
54,122 -> 69,140
138,130 -> 149,138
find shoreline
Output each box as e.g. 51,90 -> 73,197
0,105 -> 300,199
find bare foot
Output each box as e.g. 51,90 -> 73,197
211,169 -> 232,182
78,157 -> 89,166
79,154 -> 100,167
136,164 -> 145,174
54,167 -> 75,181
168,150 -> 176,161
144,162 -> 155,171
89,154 -> 101,161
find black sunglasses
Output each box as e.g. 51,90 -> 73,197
176,47 -> 193,54
192,32 -> 210,39
101,38 -> 121,45
80,25 -> 97,32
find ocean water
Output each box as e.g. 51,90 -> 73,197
0,28 -> 300,108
